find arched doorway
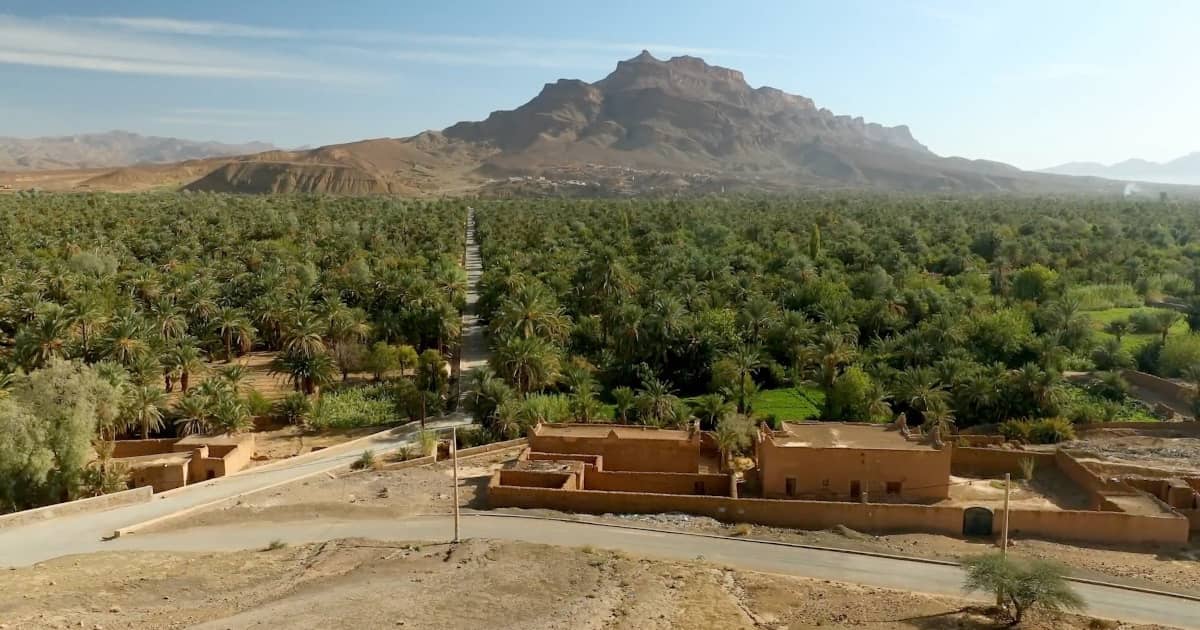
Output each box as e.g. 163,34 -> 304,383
962,507 -> 994,537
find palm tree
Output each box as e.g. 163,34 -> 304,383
211,396 -> 253,434
126,385 -> 166,439
727,344 -> 763,414
211,307 -> 254,362
714,416 -> 750,471
636,376 -> 678,427
103,313 -> 150,367
327,307 -> 372,346
281,312 -> 326,358
691,393 -> 734,430
494,283 -> 571,343
812,331 -> 856,397
174,393 -> 211,436
68,295 -> 107,360
463,368 -> 515,425
152,301 -> 189,342
270,349 -> 338,396
611,386 -> 635,424
395,344 -> 419,378
491,335 -> 561,393
1152,310 -> 1182,343
167,342 -> 206,392
13,304 -> 72,369
894,367 -> 950,423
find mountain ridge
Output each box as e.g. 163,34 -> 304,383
0,130 -> 275,171
1042,152 -> 1200,185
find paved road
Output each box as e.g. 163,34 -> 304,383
0,417 -> 467,567
33,514 -> 1200,628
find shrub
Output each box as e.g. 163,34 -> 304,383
1018,457 -> 1036,480
455,426 -> 494,449
1129,310 -> 1161,334
351,449 -> 377,471
1158,335 -> 1200,377
274,392 -> 313,426
244,389 -> 273,417
1029,418 -> 1075,444
418,429 -> 438,456
262,539 -> 288,552
1085,372 -> 1128,401
1135,339 -> 1164,373
308,383 -> 401,429
998,419 -> 1033,442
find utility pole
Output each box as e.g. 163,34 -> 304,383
1001,473 -> 1011,556
452,426 -> 460,544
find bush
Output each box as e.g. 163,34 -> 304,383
455,426 -> 495,449
262,539 -> 288,552
244,389 -> 273,417
1158,335 -> 1200,377
274,392 -> 313,426
1018,457 -> 1036,480
351,449 -> 377,471
998,419 -> 1033,442
418,429 -> 438,456
1029,418 -> 1075,444
1085,372 -> 1129,401
1135,339 -> 1164,373
1129,310 -> 1161,334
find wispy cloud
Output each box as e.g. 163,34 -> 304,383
0,15 -> 375,82
80,15 -> 769,62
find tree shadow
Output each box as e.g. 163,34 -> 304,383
463,475 -> 492,509
884,606 -> 1008,630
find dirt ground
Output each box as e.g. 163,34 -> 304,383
0,538 -> 1166,630
245,423 -> 401,468
151,448 -> 1200,597
1062,426 -> 1200,476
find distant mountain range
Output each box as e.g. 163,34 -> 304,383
1042,154 -> 1200,186
0,131 -> 275,171
1,53 -> 1190,196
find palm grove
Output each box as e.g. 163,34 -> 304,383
466,195 -> 1200,450
0,193 -> 465,511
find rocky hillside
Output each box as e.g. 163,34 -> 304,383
0,131 -> 275,171
5,53 -> 1174,196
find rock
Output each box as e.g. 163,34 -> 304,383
108,606 -> 121,613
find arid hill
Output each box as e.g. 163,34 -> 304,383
0,130 -> 274,171
0,53 -> 1179,196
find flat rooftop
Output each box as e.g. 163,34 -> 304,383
532,423 -> 694,441
771,422 -> 935,451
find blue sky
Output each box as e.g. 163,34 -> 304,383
0,0 -> 1196,169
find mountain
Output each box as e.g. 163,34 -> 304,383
0,131 -> 275,171
1,53 -> 1182,196
1043,153 -> 1200,186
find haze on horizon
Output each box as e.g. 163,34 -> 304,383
0,0 -> 1196,172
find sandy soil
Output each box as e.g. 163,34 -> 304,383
0,538 -> 1164,630
150,449 -> 1200,596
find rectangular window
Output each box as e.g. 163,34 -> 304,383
886,481 -> 902,496
850,480 -> 862,500
785,477 -> 797,497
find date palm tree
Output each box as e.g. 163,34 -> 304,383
491,335 -> 561,393
211,306 -> 254,362
126,385 -> 165,440
173,393 -> 211,437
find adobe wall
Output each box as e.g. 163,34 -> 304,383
527,452 -> 602,468
951,447 -> 1055,478
112,439 -> 177,458
0,486 -> 152,530
488,484 -> 965,536
128,462 -> 188,492
1055,449 -> 1140,510
498,469 -> 575,489
1183,510 -> 1200,533
487,484 -> 1191,545
584,470 -> 730,496
1003,508 -> 1189,546
759,442 -> 952,501
529,434 -> 698,473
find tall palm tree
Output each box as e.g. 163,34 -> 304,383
893,367 -> 950,423
211,307 -> 254,362
636,376 -> 678,427
727,344 -> 763,414
68,295 -> 108,360
813,331 -> 856,397
103,313 -> 151,367
611,386 -> 635,424
270,349 -> 338,396
13,303 -> 72,369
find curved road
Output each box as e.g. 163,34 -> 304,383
35,513 -> 1200,629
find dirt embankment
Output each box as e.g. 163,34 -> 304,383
0,539 -> 1163,630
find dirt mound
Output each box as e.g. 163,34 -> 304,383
184,161 -> 397,195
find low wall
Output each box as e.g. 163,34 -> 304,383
488,483 -> 1192,546
1004,508 -> 1188,545
1183,510 -> 1200,533
526,452 -> 601,468
1121,369 -> 1195,414
951,447 -> 1054,478
0,486 -> 153,530
498,469 -> 574,489
1055,450 -> 1139,511
129,461 -> 189,492
584,470 -> 730,496
488,484 -> 966,536
112,439 -> 177,458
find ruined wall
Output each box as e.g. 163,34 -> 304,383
1120,369 -> 1195,412
1054,450 -> 1141,511
0,487 -> 152,530
951,447 -> 1054,478
498,469 -> 575,489
584,470 -> 730,496
759,442 -> 952,501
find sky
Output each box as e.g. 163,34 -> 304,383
0,0 -> 1196,170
